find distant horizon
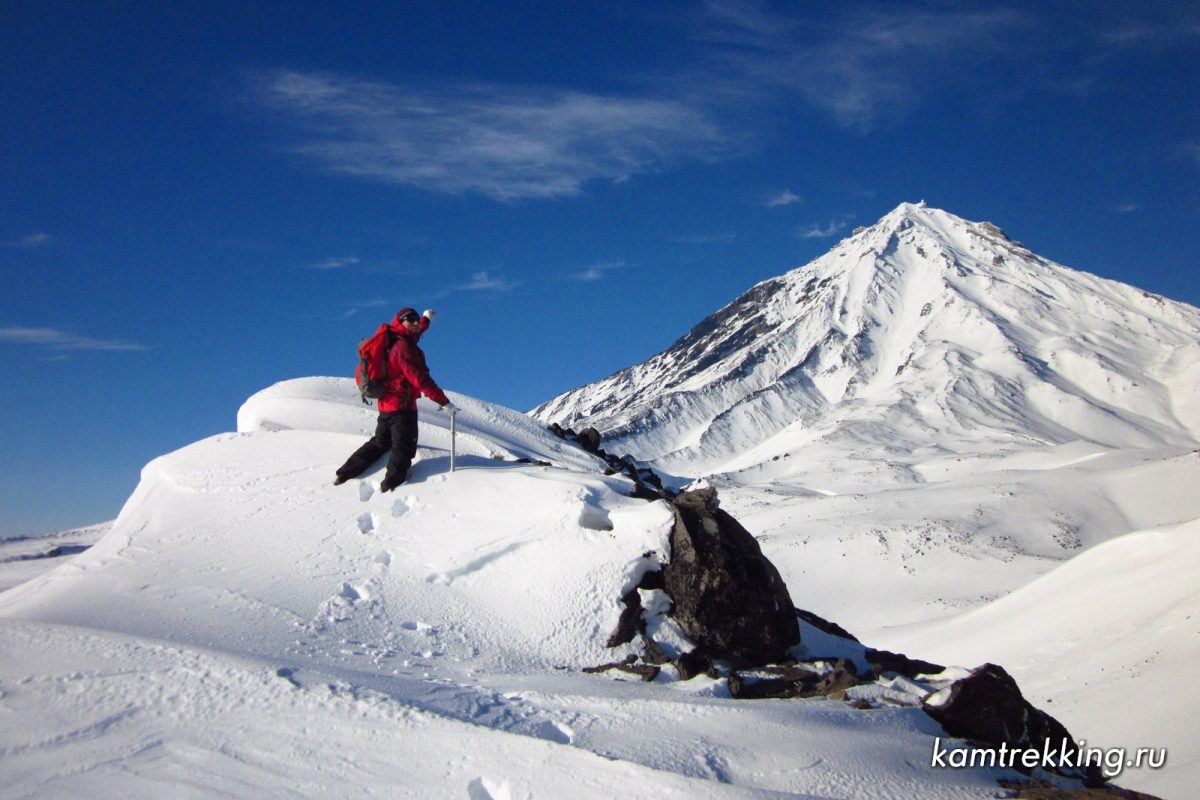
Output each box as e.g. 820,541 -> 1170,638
4,1 -> 1198,538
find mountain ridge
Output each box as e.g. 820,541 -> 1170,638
533,202 -> 1200,479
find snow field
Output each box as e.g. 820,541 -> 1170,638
873,518 -> 1200,800
718,442 -> 1200,798
0,620 -> 783,799
1,378 -> 1030,798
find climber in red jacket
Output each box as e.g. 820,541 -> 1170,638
335,307 -> 458,491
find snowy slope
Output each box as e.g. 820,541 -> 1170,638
0,378 -> 1030,799
533,202 -> 1200,477
874,517 -> 1200,800
531,203 -> 1200,797
0,523 -> 109,593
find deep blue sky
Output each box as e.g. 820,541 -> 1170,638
3,1 -> 1198,537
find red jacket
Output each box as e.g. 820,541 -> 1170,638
378,313 -> 451,413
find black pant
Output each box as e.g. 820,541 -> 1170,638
336,410 -> 419,485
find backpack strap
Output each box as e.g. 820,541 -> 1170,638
380,328 -> 398,379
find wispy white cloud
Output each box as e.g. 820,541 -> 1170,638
1112,203 -> 1140,214
0,326 -> 144,352
249,71 -> 726,202
454,271 -> 519,292
306,256 -> 362,270
1095,12 -> 1200,48
691,2 -> 1033,132
568,259 -> 628,282
797,217 -> 851,239
766,189 -> 802,208
1048,9 -> 1200,100
698,0 -> 789,46
9,232 -> 54,248
335,297 -> 391,320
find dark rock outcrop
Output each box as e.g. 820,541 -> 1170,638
729,659 -> 860,700
923,663 -> 1105,786
813,662 -> 860,697
576,426 -> 602,455
661,487 -> 800,666
728,671 -> 804,700
865,648 -> 945,680
605,559 -> 666,649
998,778 -> 1163,799
547,423 -> 669,500
673,649 -> 717,681
583,655 -> 660,682
796,608 -> 861,642
596,484 -> 801,674
606,588 -> 645,648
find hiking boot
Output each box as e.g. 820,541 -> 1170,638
333,475 -> 348,486
379,474 -> 406,493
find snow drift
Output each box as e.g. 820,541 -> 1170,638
2,377 -> 1051,799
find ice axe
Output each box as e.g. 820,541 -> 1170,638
441,403 -> 458,472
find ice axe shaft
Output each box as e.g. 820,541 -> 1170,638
450,411 -> 457,472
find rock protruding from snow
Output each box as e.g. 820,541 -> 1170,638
923,663 -> 1104,786
548,422 -> 670,499
728,659 -> 860,700
662,487 -> 800,665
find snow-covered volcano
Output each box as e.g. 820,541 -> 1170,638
533,202 -> 1200,479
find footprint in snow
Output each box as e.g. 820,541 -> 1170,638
391,498 -> 410,518
467,777 -> 512,800
356,512 -> 376,535
373,550 -> 392,568
275,667 -> 302,689
532,719 -> 573,745
338,582 -> 369,602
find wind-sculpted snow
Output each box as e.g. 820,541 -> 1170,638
238,376 -> 606,474
0,378 -> 1032,798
